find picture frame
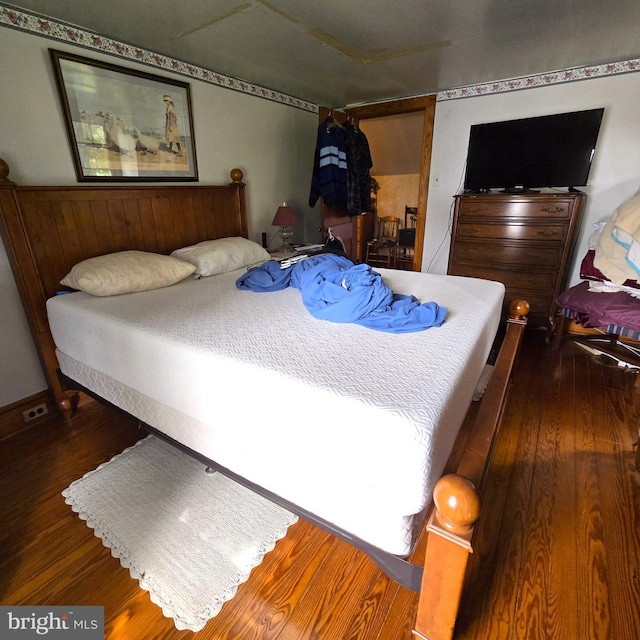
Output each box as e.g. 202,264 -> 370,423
49,49 -> 198,182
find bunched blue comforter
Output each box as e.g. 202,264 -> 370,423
236,253 -> 447,334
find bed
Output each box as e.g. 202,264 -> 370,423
0,157 -> 528,640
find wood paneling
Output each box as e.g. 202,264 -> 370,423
0,169 -> 247,400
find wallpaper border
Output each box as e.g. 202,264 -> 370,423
2,2 -> 639,109
0,2 -> 318,113
437,58 -> 640,102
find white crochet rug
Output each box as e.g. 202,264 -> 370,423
62,436 -> 298,631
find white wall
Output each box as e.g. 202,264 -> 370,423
0,27 -> 318,407
424,72 -> 640,279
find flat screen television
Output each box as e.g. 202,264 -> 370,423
463,108 -> 604,193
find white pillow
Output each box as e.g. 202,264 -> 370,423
60,250 -> 196,296
171,236 -> 270,277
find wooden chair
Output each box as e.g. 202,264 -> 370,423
397,228 -> 416,270
405,206 -> 418,228
365,215 -> 399,268
397,206 -> 417,270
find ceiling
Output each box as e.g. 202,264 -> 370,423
8,0 -> 640,107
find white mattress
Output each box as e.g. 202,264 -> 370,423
47,267 -> 504,556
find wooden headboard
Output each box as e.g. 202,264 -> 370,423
0,158 -> 247,407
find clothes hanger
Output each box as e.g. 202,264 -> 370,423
325,109 -> 337,132
324,109 -> 349,133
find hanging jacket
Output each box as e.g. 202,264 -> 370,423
309,120 -> 348,208
345,123 -> 373,217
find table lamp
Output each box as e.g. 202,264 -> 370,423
272,202 -> 297,253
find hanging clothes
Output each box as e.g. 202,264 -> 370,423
309,118 -> 348,208
345,122 -> 373,217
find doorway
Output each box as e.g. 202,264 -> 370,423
318,96 -> 436,271
359,111 -> 423,270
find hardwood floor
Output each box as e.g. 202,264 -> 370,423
1,329 -> 639,639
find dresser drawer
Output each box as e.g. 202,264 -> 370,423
449,192 -> 586,328
457,198 -> 573,219
451,240 -> 563,267
456,221 -> 567,242
449,264 -> 556,291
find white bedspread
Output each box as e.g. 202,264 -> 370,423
47,268 -> 504,556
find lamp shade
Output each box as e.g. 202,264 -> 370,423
272,203 -> 296,227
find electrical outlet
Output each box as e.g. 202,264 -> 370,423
22,402 -> 48,422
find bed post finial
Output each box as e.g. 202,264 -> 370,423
509,299 -> 530,321
432,473 -> 481,535
0,157 -> 11,183
230,168 -> 244,184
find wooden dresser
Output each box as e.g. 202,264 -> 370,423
448,192 -> 586,327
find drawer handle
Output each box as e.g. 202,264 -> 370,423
537,230 -> 561,238
541,206 -> 565,214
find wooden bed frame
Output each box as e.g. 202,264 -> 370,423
0,157 -> 528,640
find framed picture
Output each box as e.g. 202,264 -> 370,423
49,49 -> 198,182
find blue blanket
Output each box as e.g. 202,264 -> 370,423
236,253 -> 447,333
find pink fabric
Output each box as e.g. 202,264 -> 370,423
556,281 -> 640,332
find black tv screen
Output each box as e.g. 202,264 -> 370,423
463,108 -> 604,193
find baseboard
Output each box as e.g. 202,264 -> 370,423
0,390 -> 55,441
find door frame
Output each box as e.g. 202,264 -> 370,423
348,95 -> 436,271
